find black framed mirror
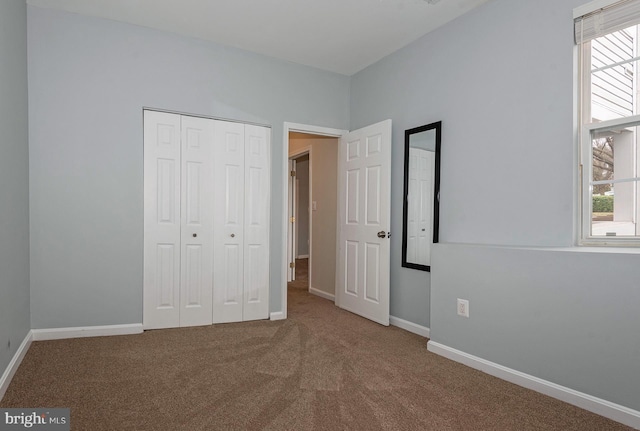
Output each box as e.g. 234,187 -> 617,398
401,121 -> 441,271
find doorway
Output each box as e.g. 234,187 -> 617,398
290,152 -> 310,283
281,120 -> 393,325
293,154 -> 310,262
288,132 -> 339,300
281,123 -> 346,318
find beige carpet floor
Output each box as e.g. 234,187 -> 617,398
1,259 -> 633,430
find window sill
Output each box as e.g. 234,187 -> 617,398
436,242 -> 640,255
575,244 -> 640,253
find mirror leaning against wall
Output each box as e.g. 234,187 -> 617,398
401,121 -> 441,271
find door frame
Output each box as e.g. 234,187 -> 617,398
287,158 -> 297,283
281,122 -> 347,320
289,148 -> 311,284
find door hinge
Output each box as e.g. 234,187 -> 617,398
290,170 -> 296,177
290,216 -> 295,223
289,262 -> 295,268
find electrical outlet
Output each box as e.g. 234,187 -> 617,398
457,298 -> 469,318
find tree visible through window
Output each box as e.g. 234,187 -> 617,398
591,137 -> 613,196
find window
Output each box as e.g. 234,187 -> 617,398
576,0 -> 640,245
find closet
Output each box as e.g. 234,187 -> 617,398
143,110 -> 270,329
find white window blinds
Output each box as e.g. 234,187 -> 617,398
575,0 -> 640,43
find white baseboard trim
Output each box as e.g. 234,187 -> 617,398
31,324 -> 143,341
270,311 -> 286,321
296,254 -> 309,259
427,341 -> 640,430
309,287 -> 335,301
389,316 -> 430,338
0,330 -> 33,401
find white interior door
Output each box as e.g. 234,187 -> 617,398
243,124 -> 271,321
179,116 -> 214,327
143,111 -> 182,329
336,119 -> 392,326
213,121 -> 245,324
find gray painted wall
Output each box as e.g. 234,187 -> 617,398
432,244 -> 640,411
351,0 -> 640,412
0,0 -> 30,377
27,6 -> 350,328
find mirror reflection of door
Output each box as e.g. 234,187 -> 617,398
402,121 -> 441,271
407,146 -> 434,266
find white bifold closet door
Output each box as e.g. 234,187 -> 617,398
143,110 -> 270,330
144,111 -> 214,329
213,122 -> 270,323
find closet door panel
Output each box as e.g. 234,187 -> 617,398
180,116 -> 214,327
243,125 -> 270,321
144,111 -> 181,329
213,121 -> 245,323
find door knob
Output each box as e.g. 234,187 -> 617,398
230,234 -> 235,238
377,231 -> 386,239
192,233 -> 197,237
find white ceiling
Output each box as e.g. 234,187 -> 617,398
26,0 -> 489,75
